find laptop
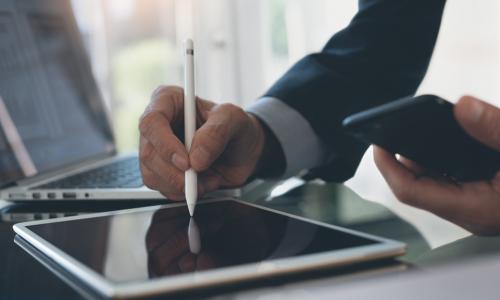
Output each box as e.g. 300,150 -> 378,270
0,0 -> 165,201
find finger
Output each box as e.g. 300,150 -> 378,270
196,97 -> 217,125
139,138 -> 161,189
198,171 -> 222,196
139,111 -> 189,172
140,87 -> 189,172
140,139 -> 185,200
454,95 -> 500,151
450,180 -> 500,236
398,155 -> 427,176
373,146 -> 472,219
145,152 -> 186,200
397,155 -> 450,182
140,138 -> 184,199
140,162 -> 160,191
145,85 -> 184,122
190,104 -> 246,172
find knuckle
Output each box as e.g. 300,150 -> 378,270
151,85 -> 182,100
163,172 -> 184,192
155,138 -> 173,159
151,85 -> 168,98
139,143 -> 155,163
218,103 -> 245,118
205,122 -> 228,144
142,173 -> 157,190
218,103 -> 238,112
169,184 -> 183,197
139,111 -> 160,135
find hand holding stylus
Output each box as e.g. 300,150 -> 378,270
139,89 -> 272,202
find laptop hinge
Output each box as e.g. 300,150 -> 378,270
13,152 -> 115,188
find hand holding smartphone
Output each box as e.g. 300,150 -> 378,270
342,94 -> 500,181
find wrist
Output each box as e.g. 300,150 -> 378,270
248,113 -> 285,178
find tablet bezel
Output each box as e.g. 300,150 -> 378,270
13,198 -> 406,299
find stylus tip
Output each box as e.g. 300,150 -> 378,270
187,203 -> 195,216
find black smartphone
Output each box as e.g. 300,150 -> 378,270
342,94 -> 500,181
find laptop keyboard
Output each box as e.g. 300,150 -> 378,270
34,157 -> 144,189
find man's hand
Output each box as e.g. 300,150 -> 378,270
374,96 -> 500,235
139,86 -> 268,200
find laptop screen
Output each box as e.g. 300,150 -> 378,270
0,0 -> 114,187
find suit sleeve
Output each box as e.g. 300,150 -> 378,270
260,0 -> 447,182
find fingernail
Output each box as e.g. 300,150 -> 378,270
467,100 -> 485,122
172,153 -> 189,171
192,147 -> 210,166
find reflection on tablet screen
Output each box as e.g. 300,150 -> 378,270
28,201 -> 379,283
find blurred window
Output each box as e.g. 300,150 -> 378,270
71,0 -> 357,152
72,0 -> 500,246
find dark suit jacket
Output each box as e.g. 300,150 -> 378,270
264,0 -> 447,182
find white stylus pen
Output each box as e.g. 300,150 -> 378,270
184,39 -> 197,216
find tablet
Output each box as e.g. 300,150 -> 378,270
13,199 -> 405,299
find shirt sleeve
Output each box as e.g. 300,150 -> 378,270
259,0 -> 446,182
246,97 -> 330,178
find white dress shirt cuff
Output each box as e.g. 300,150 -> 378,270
246,97 -> 329,178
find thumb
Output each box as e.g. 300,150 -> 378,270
454,95 -> 500,151
189,104 -> 245,172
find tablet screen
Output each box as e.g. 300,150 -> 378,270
27,200 -> 379,283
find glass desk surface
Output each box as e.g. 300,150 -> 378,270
3,179 -> 500,299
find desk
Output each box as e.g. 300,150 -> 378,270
2,180 -> 500,299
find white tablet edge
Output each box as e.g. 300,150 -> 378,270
13,198 -> 406,299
